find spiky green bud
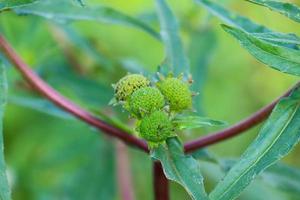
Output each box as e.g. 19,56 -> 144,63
114,74 -> 150,102
138,111 -> 173,142
157,77 -> 192,112
128,87 -> 165,118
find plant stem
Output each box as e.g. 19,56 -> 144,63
184,81 -> 300,153
153,162 -> 169,200
0,34 -> 149,152
116,141 -> 136,200
1,33 -> 299,154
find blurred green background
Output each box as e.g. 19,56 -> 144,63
1,0 -> 300,199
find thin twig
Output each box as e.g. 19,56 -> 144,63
116,141 -> 136,200
184,81 -> 300,153
153,162 -> 169,200
0,34 -> 149,152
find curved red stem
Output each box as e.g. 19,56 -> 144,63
0,34 -> 149,152
184,82 -> 300,153
1,33 -> 298,155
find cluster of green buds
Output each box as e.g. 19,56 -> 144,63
112,73 -> 193,146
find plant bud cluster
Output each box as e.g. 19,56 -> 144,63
112,73 -> 193,144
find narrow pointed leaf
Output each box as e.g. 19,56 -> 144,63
75,0 -> 84,6
0,62 -> 11,200
196,0 -> 300,49
209,85 -> 300,200
247,0 -> 300,23
151,137 -> 209,200
9,96 -> 73,119
173,113 -> 226,130
222,25 -> 300,76
261,163 -> 300,196
14,0 -> 160,40
189,29 -> 217,113
0,0 -> 39,11
155,0 -> 189,77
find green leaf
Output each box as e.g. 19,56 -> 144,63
9,96 -> 73,120
222,25 -> 300,76
189,28 -> 217,112
0,62 -> 11,200
75,0 -> 84,6
155,0 -> 189,77
247,0 -> 300,23
196,0 -> 300,49
39,63 -> 112,109
0,0 -> 39,11
192,149 -> 219,164
220,159 -> 300,196
9,119 -> 116,199
151,137 -> 209,200
58,25 -> 114,71
173,113 -> 226,130
14,0 -> 160,40
209,85 -> 300,200
261,163 -> 300,196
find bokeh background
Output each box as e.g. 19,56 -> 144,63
1,0 -> 300,199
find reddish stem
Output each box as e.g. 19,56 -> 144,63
184,82 -> 300,153
1,33 -> 299,155
153,162 -> 169,200
116,141 -> 136,200
0,34 -> 149,152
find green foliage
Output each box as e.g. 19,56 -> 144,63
1,0 -> 300,199
209,86 -> 300,200
9,118 -> 116,200
155,0 -> 189,77
0,62 -> 11,200
151,137 -> 209,200
13,0 -> 160,40
188,29 -> 217,113
173,113 -> 226,130
222,25 -> 300,76
0,0 -> 38,11
196,0 -> 300,48
247,0 -> 300,23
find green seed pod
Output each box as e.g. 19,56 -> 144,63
138,111 -> 173,142
114,74 -> 150,102
129,87 -> 165,118
157,77 -> 192,112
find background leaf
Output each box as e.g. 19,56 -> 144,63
173,113 -> 226,130
247,0 -> 300,23
155,0 -> 189,77
188,28 -> 217,112
222,25 -> 300,76
9,96 -> 73,120
209,85 -> 300,200
0,0 -> 39,11
14,0 -> 160,40
0,62 -> 11,200
8,115 -> 116,200
151,137 -> 208,200
261,163 -> 300,196
196,0 -> 300,49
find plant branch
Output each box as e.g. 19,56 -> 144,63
116,141 -> 136,200
0,34 -> 149,152
153,162 -> 169,200
1,33 -> 299,155
184,81 -> 300,153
